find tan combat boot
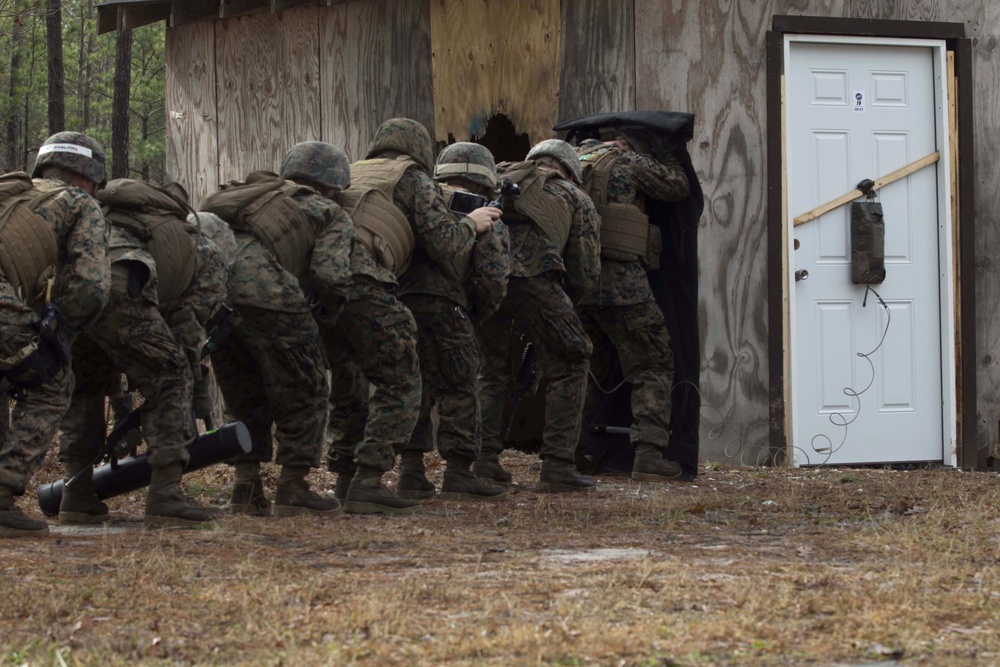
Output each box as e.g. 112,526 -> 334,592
273,466 -> 342,518
344,466 -> 421,515
538,457 -> 597,493
59,462 -> 110,525
0,493 -> 49,537
631,444 -> 683,482
229,461 -> 272,517
145,463 -> 224,528
396,450 -> 435,500
440,456 -> 508,502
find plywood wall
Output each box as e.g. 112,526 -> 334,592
215,6 -> 320,183
165,21 -> 217,208
429,0 -> 560,146
320,0 -> 434,162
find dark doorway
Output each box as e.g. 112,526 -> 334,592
473,113 -> 531,164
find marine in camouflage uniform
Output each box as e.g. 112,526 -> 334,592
575,135 -> 690,481
206,142 -> 352,519
393,141 -> 508,502
56,178 -> 229,527
477,139 -> 601,491
0,132 -> 110,537
324,119 -> 498,513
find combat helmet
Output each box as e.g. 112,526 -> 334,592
31,132 -> 107,188
366,118 -> 434,172
280,141 -> 351,194
526,139 -> 582,184
434,142 -> 498,190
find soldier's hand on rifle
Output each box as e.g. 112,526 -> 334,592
467,206 -> 502,234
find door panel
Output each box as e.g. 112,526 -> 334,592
788,41 -> 943,465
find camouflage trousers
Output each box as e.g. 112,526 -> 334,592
580,301 -> 675,450
63,270 -> 196,470
478,274 -> 592,463
0,364 -> 74,496
325,277 -> 420,475
400,294 -> 480,463
212,304 -> 328,468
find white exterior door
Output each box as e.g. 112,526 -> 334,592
786,38 -> 954,466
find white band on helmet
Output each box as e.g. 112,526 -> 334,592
38,143 -> 94,159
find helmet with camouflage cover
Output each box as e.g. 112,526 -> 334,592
434,142 -> 498,190
31,132 -> 107,187
280,141 -> 351,194
526,138 -> 582,184
366,118 -> 434,172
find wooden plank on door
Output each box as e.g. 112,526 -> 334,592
165,21 -> 218,207
429,0 -> 560,146
557,0 -> 635,122
277,5 -> 321,150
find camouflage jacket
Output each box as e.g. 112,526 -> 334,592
377,153 -> 478,306
577,140 -> 690,307
507,175 -> 601,306
226,190 -> 353,313
0,182 -> 111,332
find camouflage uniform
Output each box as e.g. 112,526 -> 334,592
326,121 -> 484,510
478,141 -> 602,490
576,139 -> 690,479
0,133 -> 110,535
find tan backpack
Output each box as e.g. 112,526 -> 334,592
494,161 -> 573,253
199,171 -> 318,278
0,172 -> 66,308
97,179 -> 199,312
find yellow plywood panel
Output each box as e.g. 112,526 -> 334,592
430,0 -> 561,147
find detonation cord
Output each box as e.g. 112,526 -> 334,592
584,285 -> 891,467
801,284 -> 890,466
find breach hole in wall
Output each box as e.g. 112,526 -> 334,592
474,113 -> 531,164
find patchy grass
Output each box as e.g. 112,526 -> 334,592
1,450 -> 999,666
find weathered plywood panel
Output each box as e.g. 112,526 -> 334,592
557,0 -> 635,123
165,21 -> 217,208
634,1 -> 848,464
319,0 -> 433,162
215,6 -> 320,183
429,0 -> 560,146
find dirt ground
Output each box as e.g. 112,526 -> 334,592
1,449 -> 998,667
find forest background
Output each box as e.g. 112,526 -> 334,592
0,0 -> 165,182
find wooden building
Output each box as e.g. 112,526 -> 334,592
96,0 -> 997,470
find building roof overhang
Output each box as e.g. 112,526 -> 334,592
94,0 -> 344,34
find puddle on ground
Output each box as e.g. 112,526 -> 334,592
542,547 -> 652,564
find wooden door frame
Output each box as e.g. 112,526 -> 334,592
765,15 -> 977,467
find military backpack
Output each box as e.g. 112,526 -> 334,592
0,172 -> 66,308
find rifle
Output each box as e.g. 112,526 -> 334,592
502,334 -> 537,443
490,178 -> 520,211
64,302 -> 243,488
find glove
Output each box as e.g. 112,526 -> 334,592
6,335 -> 62,390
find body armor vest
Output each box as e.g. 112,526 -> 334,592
0,172 -> 66,308
579,144 -> 658,268
200,172 -> 318,279
339,157 -> 417,275
495,161 -> 573,253
97,180 -> 198,313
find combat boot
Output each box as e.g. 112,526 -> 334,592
229,462 -> 272,517
472,451 -> 512,486
344,467 -> 421,515
145,463 -> 224,528
631,444 -> 683,482
273,466 -> 342,518
396,450 -> 435,500
59,463 -> 110,525
538,457 -> 597,493
440,456 -> 508,502
0,494 -> 49,537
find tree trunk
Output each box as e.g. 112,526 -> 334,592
45,0 -> 65,134
111,22 -> 132,179
5,0 -> 25,171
